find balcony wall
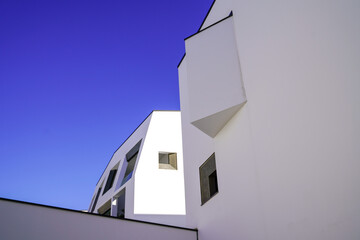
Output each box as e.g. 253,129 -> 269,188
0,198 -> 197,240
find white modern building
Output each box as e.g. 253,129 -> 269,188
1,1 -> 359,239
178,0 -> 360,240
88,110 -> 186,227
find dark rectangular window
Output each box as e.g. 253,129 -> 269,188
209,170 -> 218,196
123,152 -> 137,181
199,153 -> 219,205
121,140 -> 142,186
90,187 -> 102,213
116,190 -> 126,219
103,169 -> 117,195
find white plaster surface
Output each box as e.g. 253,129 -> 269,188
89,111 -> 186,227
179,0 -> 360,239
185,16 -> 246,137
178,60 -> 215,228
0,199 -> 197,240
130,111 -> 186,226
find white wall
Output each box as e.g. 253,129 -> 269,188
178,60 -> 215,229
185,16 -> 246,137
89,111 -> 186,227
0,199 -> 197,240
130,111 -> 186,226
179,0 -> 360,239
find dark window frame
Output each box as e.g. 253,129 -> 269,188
199,153 -> 219,205
90,186 -> 102,213
121,140 -> 142,186
103,168 -> 118,195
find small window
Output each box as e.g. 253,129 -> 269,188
103,169 -> 117,194
159,152 -> 177,170
90,186 -> 102,213
199,153 -> 218,205
122,152 -> 138,184
209,170 -> 218,196
121,140 -> 142,186
115,189 -> 126,219
103,163 -> 119,195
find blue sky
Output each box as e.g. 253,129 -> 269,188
0,0 -> 213,210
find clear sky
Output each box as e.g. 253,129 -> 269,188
0,0 -> 213,210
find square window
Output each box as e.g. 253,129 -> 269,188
159,152 -> 177,170
199,153 -> 218,205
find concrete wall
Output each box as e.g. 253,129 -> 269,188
0,198 -> 197,240
179,0 -> 360,239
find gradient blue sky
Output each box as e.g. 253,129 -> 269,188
0,0 -> 213,210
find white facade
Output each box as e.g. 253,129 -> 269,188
178,1 -> 360,240
89,111 -> 186,227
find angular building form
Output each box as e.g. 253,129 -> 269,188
2,1 -> 358,239
178,0 -> 360,240
88,111 -> 186,227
